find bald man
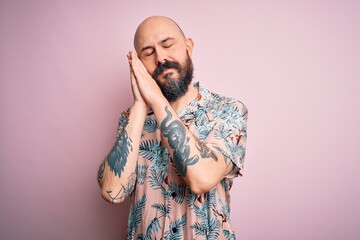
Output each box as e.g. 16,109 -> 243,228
97,16 -> 248,239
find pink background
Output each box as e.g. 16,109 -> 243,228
1,0 -> 359,239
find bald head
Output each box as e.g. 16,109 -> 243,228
133,16 -> 186,52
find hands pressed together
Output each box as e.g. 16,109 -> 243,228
127,51 -> 164,110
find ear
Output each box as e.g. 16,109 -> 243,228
185,38 -> 194,57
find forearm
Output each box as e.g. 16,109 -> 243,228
151,98 -> 232,194
98,102 -> 147,203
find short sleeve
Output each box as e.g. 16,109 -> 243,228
204,100 -> 248,179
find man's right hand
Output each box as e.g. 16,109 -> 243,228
127,52 -> 147,110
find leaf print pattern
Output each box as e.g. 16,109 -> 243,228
168,182 -> 187,204
127,194 -> 147,239
223,229 -> 237,240
164,214 -> 187,240
151,203 -> 171,218
136,165 -> 148,185
144,117 -> 157,133
139,139 -> 161,161
189,189 -> 221,239
191,219 -> 220,239
145,217 -> 161,236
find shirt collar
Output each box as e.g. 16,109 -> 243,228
178,81 -> 211,119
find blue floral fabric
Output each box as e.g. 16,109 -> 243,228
118,82 -> 248,239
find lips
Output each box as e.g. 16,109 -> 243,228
162,68 -> 172,74
152,61 -> 182,80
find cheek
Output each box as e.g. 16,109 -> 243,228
140,59 -> 156,75
175,45 -> 188,59
148,66 -> 156,76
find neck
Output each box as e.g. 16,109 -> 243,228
170,83 -> 198,113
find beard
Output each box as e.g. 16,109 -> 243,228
151,53 -> 194,103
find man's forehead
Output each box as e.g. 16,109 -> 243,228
137,31 -> 176,46
134,16 -> 185,49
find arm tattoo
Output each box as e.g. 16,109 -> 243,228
195,140 -> 218,161
106,173 -> 136,203
97,161 -> 105,185
160,106 -> 199,177
107,119 -> 133,177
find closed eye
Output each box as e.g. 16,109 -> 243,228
145,49 -> 155,56
163,44 -> 173,49
161,37 -> 175,49
141,46 -> 155,57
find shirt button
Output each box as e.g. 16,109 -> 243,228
171,192 -> 177,198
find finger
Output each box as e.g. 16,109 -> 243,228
129,64 -> 139,85
131,52 -> 147,72
131,52 -> 150,77
129,52 -> 142,79
128,59 -> 134,77
128,51 -> 138,72
128,55 -> 139,88
130,71 -> 138,90
130,66 -> 140,94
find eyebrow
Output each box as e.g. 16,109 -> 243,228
140,46 -> 153,53
140,37 -> 175,52
160,37 -> 174,44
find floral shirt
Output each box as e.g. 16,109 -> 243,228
117,82 -> 248,239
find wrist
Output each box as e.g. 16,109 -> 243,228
130,101 -> 148,118
132,100 -> 147,110
148,94 -> 168,110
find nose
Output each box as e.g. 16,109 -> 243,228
155,49 -> 167,65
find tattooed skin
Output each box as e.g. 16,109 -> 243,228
106,173 -> 136,203
97,161 -> 105,185
195,140 -> 218,161
107,119 -> 133,177
161,106 -> 199,177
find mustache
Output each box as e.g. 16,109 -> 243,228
151,61 -> 182,79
